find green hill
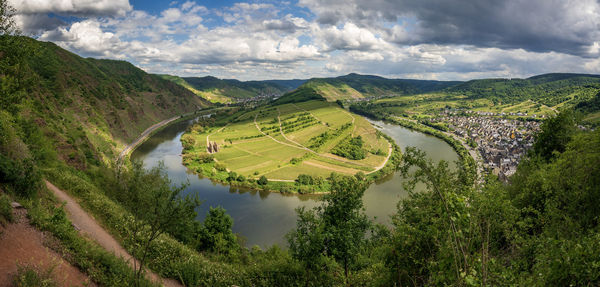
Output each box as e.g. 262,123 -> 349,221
297,73 -> 461,101
160,75 -> 305,103
446,73 -> 600,107
1,36 -> 210,169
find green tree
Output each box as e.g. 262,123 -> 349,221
321,174 -> 370,279
287,174 -> 370,283
257,175 -> 268,185
198,206 -> 238,255
115,161 -> 200,285
0,0 -> 18,35
532,110 -> 577,161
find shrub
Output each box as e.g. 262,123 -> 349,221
331,136 -> 366,160
215,162 -> 227,171
12,263 -> 57,287
257,175 -> 268,185
0,193 -> 13,225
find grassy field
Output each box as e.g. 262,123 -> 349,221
181,100 -> 391,182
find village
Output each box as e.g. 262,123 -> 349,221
433,110 -> 541,181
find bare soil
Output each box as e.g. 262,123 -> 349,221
0,208 -> 92,287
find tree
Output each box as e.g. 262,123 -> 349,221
197,207 -> 238,254
116,161 -> 200,285
287,206 -> 327,286
0,0 -> 18,36
532,110 -> 577,161
287,174 -> 370,283
257,175 -> 268,185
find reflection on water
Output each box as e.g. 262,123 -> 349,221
131,117 -> 458,248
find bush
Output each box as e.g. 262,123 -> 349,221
0,193 -> 13,225
331,136 -> 366,160
12,263 -> 57,287
0,155 -> 42,198
257,175 -> 268,186
215,162 -> 227,171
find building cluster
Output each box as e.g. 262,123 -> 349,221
434,112 -> 541,181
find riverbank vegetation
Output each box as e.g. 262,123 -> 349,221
180,100 -> 399,193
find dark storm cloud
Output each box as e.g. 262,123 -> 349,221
16,14 -> 66,36
9,0 -> 132,17
300,0 -> 600,56
263,19 -> 300,32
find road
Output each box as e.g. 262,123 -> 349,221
117,115 -> 182,164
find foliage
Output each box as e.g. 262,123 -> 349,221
0,154 -> 42,198
382,113 -> 600,286
288,174 -> 370,283
331,136 -> 366,160
0,192 -> 12,225
196,207 -> 239,255
257,175 -> 268,185
27,189 -> 154,286
112,161 -> 200,284
532,110 -> 578,161
12,263 -> 57,287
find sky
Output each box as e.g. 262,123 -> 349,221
9,0 -> 600,81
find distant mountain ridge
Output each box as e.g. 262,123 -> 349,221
285,73 -> 462,102
159,75 -> 306,103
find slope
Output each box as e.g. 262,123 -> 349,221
298,73 -> 461,101
446,73 -> 600,107
0,36 -> 210,169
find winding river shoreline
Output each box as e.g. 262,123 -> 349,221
129,114 -> 459,248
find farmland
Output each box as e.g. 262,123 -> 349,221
181,100 -> 393,191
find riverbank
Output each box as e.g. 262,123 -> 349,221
182,133 -> 402,194
179,102 -> 402,194
117,108 -> 222,165
350,106 -> 478,184
386,116 -> 478,183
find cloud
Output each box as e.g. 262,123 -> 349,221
316,22 -> 385,51
300,0 -> 600,57
9,0 -> 132,17
14,14 -> 65,35
16,0 -> 600,80
39,19 -> 128,58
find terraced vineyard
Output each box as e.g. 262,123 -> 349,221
181,100 -> 392,185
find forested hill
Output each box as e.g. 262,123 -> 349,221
445,73 -> 600,106
0,36 -> 209,169
296,73 -> 461,101
159,74 -> 305,103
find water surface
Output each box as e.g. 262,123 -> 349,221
131,118 -> 458,248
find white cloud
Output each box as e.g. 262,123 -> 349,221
17,0 -> 600,80
9,0 -> 132,16
316,22 -> 385,51
39,19 -> 127,58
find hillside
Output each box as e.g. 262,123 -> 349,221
1,36 -> 210,169
160,75 -> 305,103
446,73 -> 600,107
298,73 -> 461,101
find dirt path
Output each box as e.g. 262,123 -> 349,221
45,181 -> 182,287
0,208 -> 92,287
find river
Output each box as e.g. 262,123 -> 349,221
131,118 -> 458,248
